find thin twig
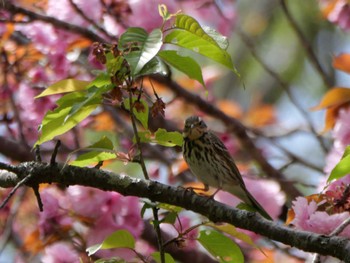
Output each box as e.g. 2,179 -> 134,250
50,140 -> 61,166
35,145 -> 42,162
32,184 -> 43,211
0,174 -> 31,209
280,0 -> 331,88
67,0 -> 113,40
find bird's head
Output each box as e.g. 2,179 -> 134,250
183,116 -> 208,140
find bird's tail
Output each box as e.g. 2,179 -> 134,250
243,189 -> 272,220
228,185 -> 272,220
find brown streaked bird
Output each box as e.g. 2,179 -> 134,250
182,116 -> 272,220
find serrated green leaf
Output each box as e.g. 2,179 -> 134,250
70,151 -> 116,167
154,128 -> 183,147
137,56 -> 169,77
119,27 -> 148,50
165,29 -> 234,72
35,79 -> 90,98
141,202 -> 153,219
203,26 -> 229,50
158,50 -> 205,87
328,146 -> 350,182
69,136 -> 116,166
161,211 -> 178,224
88,136 -> 114,150
152,252 -> 175,263
137,129 -> 183,147
101,230 -> 135,249
158,203 -> 183,213
122,29 -> 163,76
134,29 -> 163,75
65,85 -> 109,123
198,230 -> 244,263
89,72 -> 112,87
174,15 -> 219,47
123,98 -> 149,129
137,130 -> 152,143
86,230 -> 135,256
35,95 -> 98,146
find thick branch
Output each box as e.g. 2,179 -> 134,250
153,75 -> 302,199
0,161 -> 350,260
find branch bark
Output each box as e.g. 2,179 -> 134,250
1,161 -> 350,261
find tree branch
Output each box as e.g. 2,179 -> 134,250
2,2 -> 106,43
0,161 -> 350,260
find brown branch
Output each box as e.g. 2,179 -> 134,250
0,161 -> 350,260
0,136 -> 34,162
2,2 -> 106,43
152,75 -> 302,199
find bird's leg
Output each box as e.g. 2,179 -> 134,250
185,183 -> 210,194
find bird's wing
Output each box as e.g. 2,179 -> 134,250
208,132 -> 246,187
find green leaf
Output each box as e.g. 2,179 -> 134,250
328,146 -> 350,182
87,136 -> 115,150
158,50 -> 205,87
123,98 -> 149,129
164,14 -> 235,73
65,85 -> 109,123
69,136 -> 116,166
158,203 -> 183,213
137,129 -> 183,147
119,27 -> 148,50
89,72 -> 112,87
174,14 -> 219,47
203,26 -> 229,50
165,29 -> 233,71
154,128 -> 183,147
122,29 -> 163,75
137,56 -> 169,77
86,230 -> 135,256
70,151 -> 116,167
161,211 -> 178,224
197,230 -> 244,263
35,92 -> 99,146
140,202 -> 153,219
35,79 -> 90,98
152,252 -> 175,263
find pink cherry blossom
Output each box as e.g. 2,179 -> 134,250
291,197 -> 350,237
41,242 -> 79,263
38,188 -> 72,237
327,0 -> 350,30
47,0 -> 102,26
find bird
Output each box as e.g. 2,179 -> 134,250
182,115 -> 272,220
